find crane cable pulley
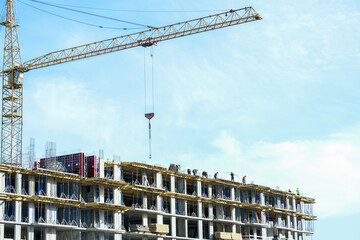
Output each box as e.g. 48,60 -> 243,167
144,46 -> 155,159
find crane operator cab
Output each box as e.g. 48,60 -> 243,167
9,70 -> 24,88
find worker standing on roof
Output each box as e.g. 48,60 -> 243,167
214,172 -> 218,179
296,188 -> 300,196
187,169 -> 191,175
193,169 -> 198,176
242,175 -> 246,184
230,172 -> 234,182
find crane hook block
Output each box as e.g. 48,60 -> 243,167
145,113 -> 155,120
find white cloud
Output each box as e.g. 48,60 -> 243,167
208,128 -> 360,219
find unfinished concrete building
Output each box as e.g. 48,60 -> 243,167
0,155 -> 316,240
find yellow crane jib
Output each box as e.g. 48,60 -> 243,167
1,2 -> 262,166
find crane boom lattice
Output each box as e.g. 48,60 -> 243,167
23,7 -> 261,71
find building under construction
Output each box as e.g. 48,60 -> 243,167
0,152 -> 316,240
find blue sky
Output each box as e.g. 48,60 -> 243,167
2,0 -> 359,239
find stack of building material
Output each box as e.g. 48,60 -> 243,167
149,224 -> 169,234
215,232 -> 232,240
231,233 -> 242,240
130,224 -> 150,233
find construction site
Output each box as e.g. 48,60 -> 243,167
0,0 -> 316,239
0,152 -> 316,240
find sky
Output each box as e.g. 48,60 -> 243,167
1,0 -> 359,239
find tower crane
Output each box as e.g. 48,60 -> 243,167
1,0 -> 262,166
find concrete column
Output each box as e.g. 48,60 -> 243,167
231,206 -> 236,221
114,233 -> 122,240
99,185 -> 105,203
28,201 -> 35,240
171,216 -> 176,237
45,228 -> 56,240
184,219 -> 188,238
286,197 -> 290,210
292,198 -> 296,211
143,192 -> 148,209
197,180 -> 202,197
276,195 -> 281,208
184,200 -> 188,216
15,173 -> 21,194
46,176 -> 51,197
170,175 -> 175,192
209,221 -> 214,240
294,231 -> 298,240
99,158 -> 105,178
301,201 -> 305,214
287,214 -> 291,228
287,229 -> 293,239
156,172 -> 162,188
261,210 -> 266,225
208,203 -> 213,227
142,213 -> 148,226
261,227 -> 267,239
156,195 -> 163,224
183,179 -> 187,194
14,225 -> 21,240
208,183 -> 212,198
293,216 -> 297,230
99,232 -> 105,240
114,188 -> 122,205
0,172 -> 4,192
198,201 -> 203,218
302,232 -> 307,240
170,197 -> 175,214
114,212 -> 122,230
230,187 -> 235,201
301,219 -> 306,231
157,194 -> 162,211
260,192 -> 265,205
276,214 -> 281,227
15,200 -> 22,221
100,209 -> 105,228
253,227 -> 257,239
27,226 -> 34,240
198,219 -> 203,239
28,175 -> 35,196
113,164 -> 121,181
251,190 -> 255,204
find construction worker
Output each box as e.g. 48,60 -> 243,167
230,172 -> 234,182
192,169 -> 198,176
202,171 -> 208,178
214,172 -> 218,179
296,188 -> 300,196
187,169 -> 191,175
242,175 -> 246,184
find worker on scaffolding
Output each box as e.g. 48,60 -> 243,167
242,175 -> 246,184
230,172 -> 235,182
296,188 -> 300,196
214,172 -> 218,179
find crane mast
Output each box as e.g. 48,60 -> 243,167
1,0 -> 262,166
1,0 -> 23,166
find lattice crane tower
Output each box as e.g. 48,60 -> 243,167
0,0 -> 262,166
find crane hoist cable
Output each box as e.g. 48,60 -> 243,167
144,46 -> 155,160
26,0 -> 153,28
18,0 -> 145,30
